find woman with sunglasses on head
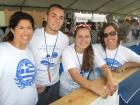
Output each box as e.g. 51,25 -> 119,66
0,11 -> 38,105
59,24 -> 116,97
94,22 -> 140,76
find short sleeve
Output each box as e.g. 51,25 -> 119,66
94,48 -> 106,67
62,47 -> 77,71
124,47 -> 140,62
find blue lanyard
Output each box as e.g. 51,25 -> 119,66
74,45 -> 87,77
43,28 -> 58,63
105,47 -> 118,70
43,28 -> 58,82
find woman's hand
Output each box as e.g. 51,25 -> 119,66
106,79 -> 117,96
36,84 -> 46,93
100,64 -> 117,95
115,63 -> 128,73
92,85 -> 111,98
116,62 -> 140,72
99,86 -> 111,98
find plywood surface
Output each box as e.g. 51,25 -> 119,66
50,69 -> 138,105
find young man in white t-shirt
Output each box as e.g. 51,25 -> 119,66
29,4 -> 69,105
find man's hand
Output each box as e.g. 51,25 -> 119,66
36,85 -> 46,93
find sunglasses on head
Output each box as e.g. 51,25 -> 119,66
103,31 -> 117,38
75,24 -> 91,31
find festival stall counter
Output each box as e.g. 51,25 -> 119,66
50,69 -> 138,105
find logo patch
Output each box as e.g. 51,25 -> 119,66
15,59 -> 36,89
105,58 -> 122,70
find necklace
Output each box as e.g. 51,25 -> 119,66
43,28 -> 58,82
74,45 -> 87,77
105,47 -> 119,71
74,45 -> 96,79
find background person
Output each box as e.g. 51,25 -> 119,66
0,27 -> 4,42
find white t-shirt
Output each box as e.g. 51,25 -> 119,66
60,44 -> 105,96
93,44 -> 140,76
0,42 -> 38,105
29,28 -> 69,86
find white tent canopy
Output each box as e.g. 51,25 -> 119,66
0,0 -> 140,16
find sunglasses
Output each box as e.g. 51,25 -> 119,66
103,31 -> 117,38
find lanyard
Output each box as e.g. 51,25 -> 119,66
43,28 -> 58,82
74,45 -> 96,80
105,47 -> 119,71
74,45 -> 88,77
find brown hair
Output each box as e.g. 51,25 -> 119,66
99,22 -> 121,50
74,24 -> 94,71
46,4 -> 64,15
3,11 -> 34,42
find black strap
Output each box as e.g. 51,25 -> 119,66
87,68 -> 95,80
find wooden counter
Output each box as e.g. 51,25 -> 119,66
50,69 -> 139,105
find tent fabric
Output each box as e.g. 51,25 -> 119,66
0,0 -> 140,16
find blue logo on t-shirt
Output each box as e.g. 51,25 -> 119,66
40,57 -> 50,65
95,59 -> 122,77
15,59 -> 36,89
52,52 -> 58,58
105,58 -> 122,70
40,52 -> 58,67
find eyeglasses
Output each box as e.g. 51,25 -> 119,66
75,24 -> 91,31
103,31 -> 117,38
